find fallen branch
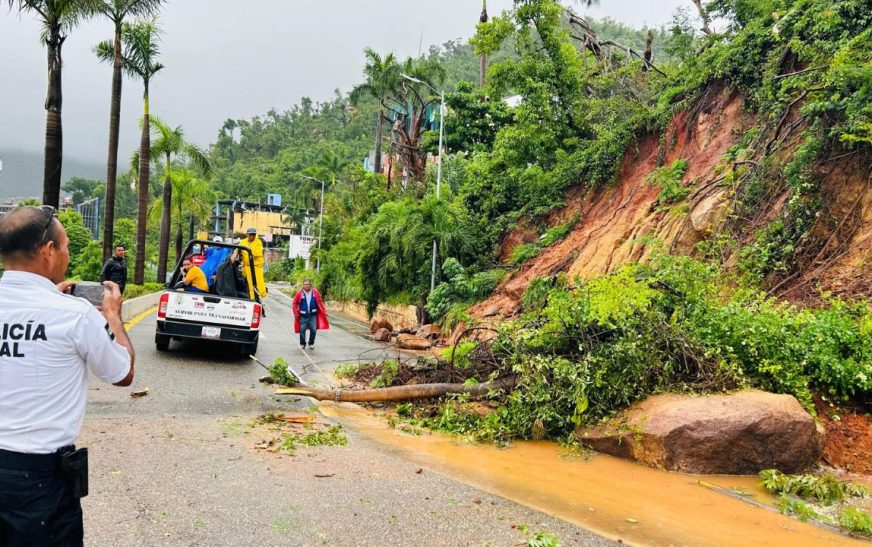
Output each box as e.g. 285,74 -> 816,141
274,376 -> 518,403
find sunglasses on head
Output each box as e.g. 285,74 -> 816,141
40,205 -> 56,243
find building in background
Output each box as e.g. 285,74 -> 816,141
210,199 -> 292,245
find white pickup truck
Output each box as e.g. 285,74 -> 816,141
155,240 -> 263,356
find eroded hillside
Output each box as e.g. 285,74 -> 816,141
473,87 -> 871,316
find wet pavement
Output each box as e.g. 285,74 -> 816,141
80,286 -> 611,546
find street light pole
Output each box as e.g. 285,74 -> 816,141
430,89 -> 445,292
401,73 -> 446,294
317,177 -> 325,274
300,174 -> 326,273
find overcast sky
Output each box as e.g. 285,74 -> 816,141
0,0 -> 687,164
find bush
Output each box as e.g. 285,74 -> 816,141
425,258 -> 506,322
508,218 -> 578,267
646,159 -> 689,205
436,256 -> 872,442
124,283 -> 165,299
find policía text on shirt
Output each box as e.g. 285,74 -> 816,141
0,321 -> 47,358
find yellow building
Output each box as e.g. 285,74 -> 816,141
231,210 -> 289,237
209,200 -> 292,242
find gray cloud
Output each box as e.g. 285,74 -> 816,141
1,0 -> 686,165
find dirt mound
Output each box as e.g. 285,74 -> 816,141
816,398 -> 872,475
472,88 -> 749,316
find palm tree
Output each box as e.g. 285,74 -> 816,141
146,169 -> 214,265
349,49 -> 400,179
479,0 -> 488,87
8,0 -> 95,208
93,0 -> 164,262
149,116 -> 212,282
109,19 -> 163,284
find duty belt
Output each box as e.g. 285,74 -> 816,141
0,445 -> 76,471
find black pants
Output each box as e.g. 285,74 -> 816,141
0,448 -> 83,547
299,314 -> 317,346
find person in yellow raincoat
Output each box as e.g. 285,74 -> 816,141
240,227 -> 268,299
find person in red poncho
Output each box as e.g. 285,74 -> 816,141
292,279 -> 329,350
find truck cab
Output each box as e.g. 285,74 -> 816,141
154,240 -> 263,356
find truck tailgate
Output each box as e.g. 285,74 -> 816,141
163,292 -> 254,327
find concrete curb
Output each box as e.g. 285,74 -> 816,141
121,291 -> 161,322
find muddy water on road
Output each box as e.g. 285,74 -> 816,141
321,403 -> 863,546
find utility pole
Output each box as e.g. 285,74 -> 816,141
479,0 -> 488,88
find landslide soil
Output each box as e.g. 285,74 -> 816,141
816,398 -> 872,476
473,85 -> 872,316
472,87 -> 751,316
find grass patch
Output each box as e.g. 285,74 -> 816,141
277,425 -> 348,453
334,363 -> 362,379
761,469 -> 871,537
760,469 -> 868,505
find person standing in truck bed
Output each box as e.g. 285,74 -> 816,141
239,227 -> 268,299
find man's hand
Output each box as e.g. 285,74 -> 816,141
101,281 -> 123,317
56,280 -> 76,294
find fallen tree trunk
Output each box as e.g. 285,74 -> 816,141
275,376 -> 517,403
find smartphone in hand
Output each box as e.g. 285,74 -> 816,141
71,281 -> 105,306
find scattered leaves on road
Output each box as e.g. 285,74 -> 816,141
249,414 -> 347,455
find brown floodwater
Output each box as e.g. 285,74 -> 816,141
321,402 -> 865,546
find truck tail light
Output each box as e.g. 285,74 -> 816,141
158,293 -> 169,318
251,303 -> 262,329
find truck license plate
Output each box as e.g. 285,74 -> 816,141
201,326 -> 221,339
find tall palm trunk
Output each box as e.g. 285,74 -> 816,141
43,29 -> 65,209
479,0 -> 488,88
102,27 -> 123,260
156,153 -> 172,283
374,108 -> 384,174
134,88 -> 150,284
174,224 -> 183,265
174,202 -> 183,265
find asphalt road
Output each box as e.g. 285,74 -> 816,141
79,287 -> 612,546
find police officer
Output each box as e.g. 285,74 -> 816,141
0,206 -> 135,546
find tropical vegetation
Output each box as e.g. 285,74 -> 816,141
3,1 -> 870,453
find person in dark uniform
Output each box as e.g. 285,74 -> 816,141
99,244 -> 127,294
0,206 -> 135,546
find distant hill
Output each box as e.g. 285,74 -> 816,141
0,149 -> 104,201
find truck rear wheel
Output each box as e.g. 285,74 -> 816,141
155,334 -> 171,351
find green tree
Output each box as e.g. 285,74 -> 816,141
57,210 -> 95,277
147,169 -> 214,264
7,0 -> 96,208
349,48 -> 400,178
358,195 -> 473,313
148,116 -> 212,281
439,81 -> 513,154
108,18 -> 163,283
93,0 -> 164,262
62,176 -> 101,206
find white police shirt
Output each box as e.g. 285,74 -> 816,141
0,271 -> 131,454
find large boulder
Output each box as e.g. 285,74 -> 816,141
372,328 -> 392,342
482,304 -> 502,318
690,192 -> 727,234
577,390 -> 823,474
396,334 -> 432,351
369,318 -> 394,334
417,324 -> 441,339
